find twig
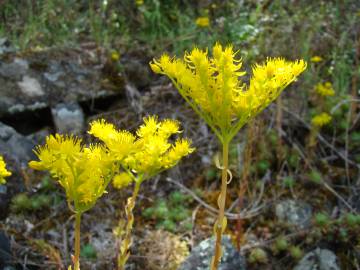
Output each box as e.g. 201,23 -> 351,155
165,177 -> 266,220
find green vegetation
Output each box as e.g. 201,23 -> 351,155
142,191 -> 193,232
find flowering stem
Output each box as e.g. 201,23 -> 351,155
211,140 -> 229,270
117,179 -> 141,270
74,212 -> 82,270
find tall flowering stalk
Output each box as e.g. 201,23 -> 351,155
89,116 -> 194,270
0,155 -> 11,185
29,135 -> 115,270
150,43 -> 306,270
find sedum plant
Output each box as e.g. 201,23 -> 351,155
89,116 -> 194,270
150,43 -> 306,270
0,155 -> 11,185
29,134 -> 115,270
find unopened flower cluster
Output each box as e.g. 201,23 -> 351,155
311,112 -> 332,128
315,82 -> 335,97
0,156 -> 11,185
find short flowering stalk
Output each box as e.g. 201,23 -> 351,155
150,43 -> 306,270
29,134 -> 115,270
0,155 -> 11,185
89,116 -> 194,269
117,177 -> 141,270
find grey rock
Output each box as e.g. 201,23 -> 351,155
0,58 -> 29,80
0,50 -> 119,118
0,122 -> 36,164
178,235 -> 246,270
275,200 -> 312,229
26,128 -> 51,145
17,75 -> 44,97
51,103 -> 85,134
0,123 -> 30,220
294,248 -> 340,270
0,37 -> 14,55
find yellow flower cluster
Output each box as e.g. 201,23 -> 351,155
311,112 -> 332,127
0,156 -> 11,185
150,43 -> 306,142
195,17 -> 210,27
29,135 -> 114,212
310,56 -> 323,63
111,51 -> 120,61
135,0 -> 144,6
315,82 -> 335,97
90,116 -> 194,183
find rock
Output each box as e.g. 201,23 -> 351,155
178,235 -> 246,270
294,248 -> 340,270
0,58 -> 28,80
51,103 -> 85,135
0,49 -> 120,118
0,230 -> 12,268
26,128 -> 51,145
0,122 -> 36,164
0,123 -> 29,220
275,200 -> 312,229
17,75 -> 44,97
0,37 -> 14,55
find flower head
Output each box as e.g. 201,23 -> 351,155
29,134 -> 113,212
0,156 -> 11,185
150,43 -> 306,142
125,116 -> 194,178
89,119 -> 136,161
311,112 -> 332,127
314,82 -> 335,97
91,117 -> 194,181
195,17 -> 210,27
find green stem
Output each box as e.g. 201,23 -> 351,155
117,179 -> 141,270
74,212 -> 82,270
211,141 -> 229,270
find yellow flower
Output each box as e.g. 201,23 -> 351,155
311,112 -> 332,127
113,172 -> 133,189
163,139 -> 194,168
135,0 -> 144,6
314,82 -> 335,97
310,56 -> 323,63
91,117 -> 194,180
89,119 -> 136,161
125,116 -> 194,177
111,51 -> 120,61
29,134 -> 113,213
150,43 -> 306,142
0,156 -> 11,185
195,17 -> 210,27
